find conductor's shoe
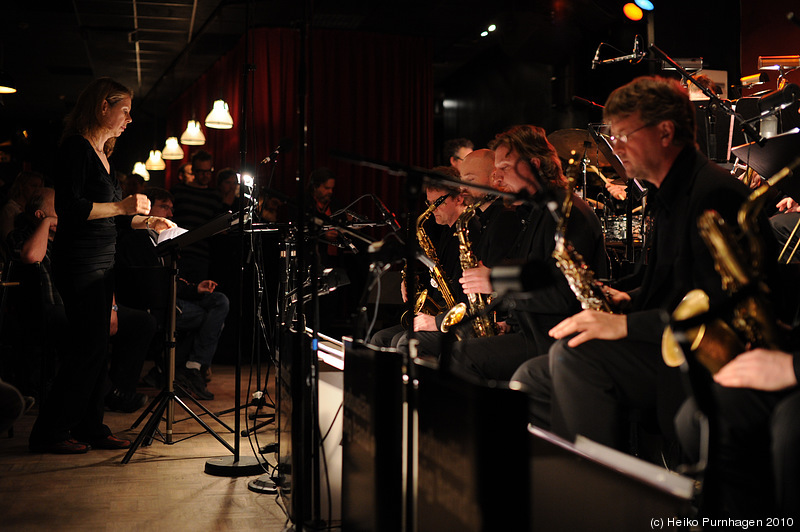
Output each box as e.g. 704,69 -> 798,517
177,368 -> 214,400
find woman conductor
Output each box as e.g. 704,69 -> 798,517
29,78 -> 174,453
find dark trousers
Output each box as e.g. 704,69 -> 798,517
30,268 -> 113,444
449,332 -> 536,382
676,386 -> 800,518
547,336 -> 675,451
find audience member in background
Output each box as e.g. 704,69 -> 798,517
443,138 -> 474,172
8,189 -> 155,413
171,150 -> 225,283
28,77 -> 173,454
1,170 -> 44,240
116,187 -> 227,400
175,162 -> 194,187
123,172 -> 146,197
216,168 -> 240,212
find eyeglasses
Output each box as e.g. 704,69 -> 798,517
608,123 -> 655,146
425,194 -> 449,207
194,168 -> 214,175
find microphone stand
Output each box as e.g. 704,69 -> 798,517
650,44 -> 765,147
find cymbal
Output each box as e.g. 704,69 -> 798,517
548,129 -> 611,167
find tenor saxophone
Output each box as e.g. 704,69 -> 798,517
440,194 -> 498,337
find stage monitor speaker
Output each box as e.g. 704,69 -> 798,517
341,339 -> 405,532
415,361 -> 530,532
530,426 -> 695,531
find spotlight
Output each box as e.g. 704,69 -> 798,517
623,3 -> 644,21
635,0 -> 654,11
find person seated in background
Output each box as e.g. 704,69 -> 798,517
7,188 -> 154,412
1,170 -> 44,241
171,150 -> 225,284
174,162 -> 194,188
216,167 -> 240,212
443,137 -> 474,172
122,172 -> 146,197
116,187 -> 228,401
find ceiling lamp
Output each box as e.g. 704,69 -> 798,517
205,99 -> 234,129
132,162 -> 150,181
180,119 -> 206,145
162,136 -> 184,160
145,149 -> 166,171
0,71 -> 16,94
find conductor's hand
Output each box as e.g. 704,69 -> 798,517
120,194 -> 151,215
149,216 -> 176,233
460,262 -> 493,294
549,309 -> 627,347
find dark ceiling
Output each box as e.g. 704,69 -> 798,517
0,1 -> 624,128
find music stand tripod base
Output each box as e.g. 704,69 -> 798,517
205,455 -> 267,477
247,474 -> 279,494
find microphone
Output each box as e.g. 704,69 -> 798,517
789,12 -> 800,28
261,138 -> 293,164
591,43 -> 602,70
372,194 -> 402,232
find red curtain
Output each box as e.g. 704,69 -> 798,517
166,27 -> 433,218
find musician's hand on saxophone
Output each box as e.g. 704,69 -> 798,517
413,313 -> 439,332
460,261 -> 493,294
713,349 -> 798,391
598,285 -> 631,309
548,310 -> 628,348
400,278 -> 408,303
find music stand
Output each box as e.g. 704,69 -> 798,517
732,129 -> 800,201
122,212 -> 261,472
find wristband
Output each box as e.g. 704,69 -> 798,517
144,216 -> 153,229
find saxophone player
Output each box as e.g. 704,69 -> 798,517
450,125 -> 607,382
512,76 -> 781,461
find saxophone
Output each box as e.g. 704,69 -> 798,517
440,194 -> 498,337
552,177 -> 615,312
401,194 -> 454,328
661,158 -> 799,373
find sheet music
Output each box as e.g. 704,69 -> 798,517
156,225 -> 188,244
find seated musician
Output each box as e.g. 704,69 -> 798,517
511,76 -> 780,455
450,125 -> 605,382
372,167 -> 472,350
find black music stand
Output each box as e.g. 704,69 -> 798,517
122,212 -> 261,472
732,129 -> 800,201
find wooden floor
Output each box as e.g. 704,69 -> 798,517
0,363 -> 290,532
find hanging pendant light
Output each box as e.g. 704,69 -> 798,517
145,149 -> 166,171
180,119 -> 206,145
132,162 -> 150,181
162,136 -> 184,160
0,71 -> 16,94
205,99 -> 234,129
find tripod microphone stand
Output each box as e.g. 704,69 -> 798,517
122,217 -> 241,464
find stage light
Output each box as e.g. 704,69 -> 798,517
623,3 -> 644,21
0,70 -> 16,94
635,0 -> 654,11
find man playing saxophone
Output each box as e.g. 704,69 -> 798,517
512,76 -> 780,459
449,125 -> 606,382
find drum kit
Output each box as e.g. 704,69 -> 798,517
548,127 -> 650,247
